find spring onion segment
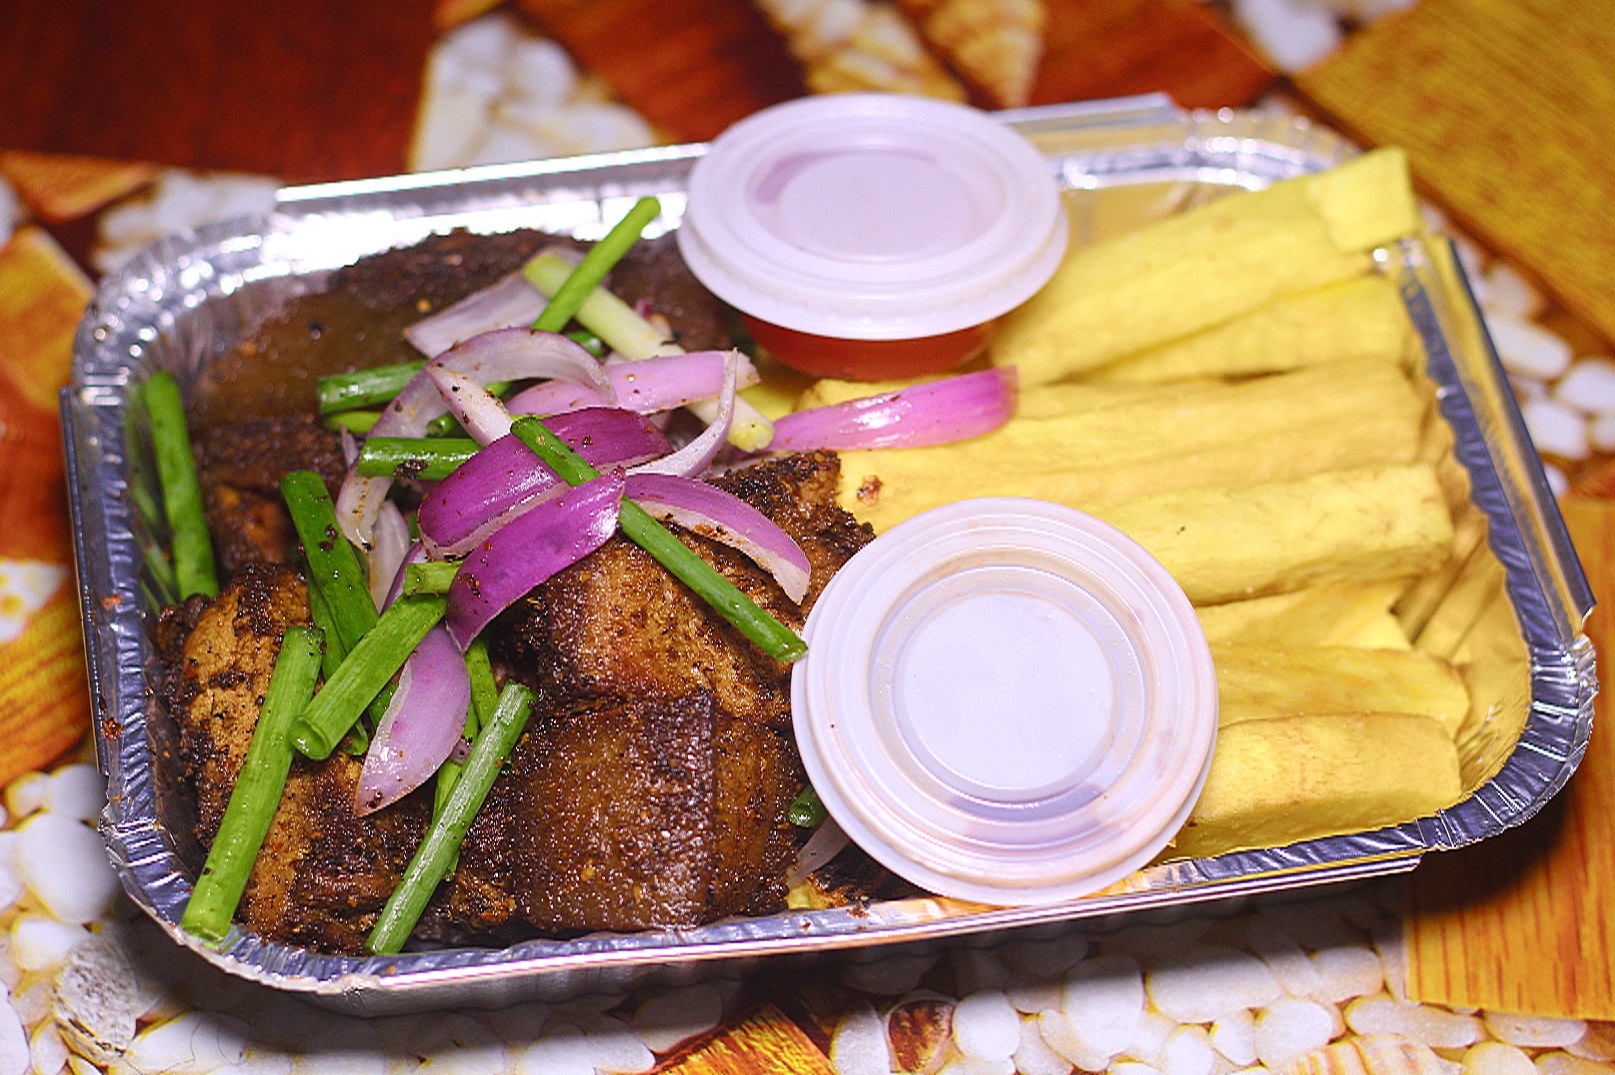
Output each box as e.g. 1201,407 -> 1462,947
509,417 -> 808,663
356,437 -> 480,480
181,625 -> 323,944
291,594 -> 448,760
533,196 -> 663,334
319,361 -> 426,414
144,371 -> 219,599
368,682 -> 536,955
281,470 -> 379,654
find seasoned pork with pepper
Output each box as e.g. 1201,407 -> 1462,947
158,230 -> 875,952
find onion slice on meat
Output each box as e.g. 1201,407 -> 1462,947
355,624 -> 471,816
769,367 -> 1017,451
368,502 -> 413,611
445,470 -> 625,649
335,328 -> 613,547
417,407 -> 668,559
508,350 -> 760,418
626,472 -> 811,605
785,817 -> 851,889
628,350 -> 740,478
427,365 -> 514,445
405,272 -> 550,358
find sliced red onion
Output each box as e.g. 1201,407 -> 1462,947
427,365 -> 513,445
507,350 -> 760,418
418,407 -> 668,559
626,472 -> 811,605
405,272 -> 551,358
785,817 -> 851,888
628,351 -> 739,478
445,470 -> 625,649
355,625 -> 471,816
769,367 -> 1018,452
335,328 -> 613,547
368,502 -> 412,611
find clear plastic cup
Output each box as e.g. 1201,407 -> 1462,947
678,94 -> 1069,381
791,498 -> 1219,905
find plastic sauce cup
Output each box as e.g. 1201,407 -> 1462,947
791,499 -> 1219,906
678,94 -> 1069,381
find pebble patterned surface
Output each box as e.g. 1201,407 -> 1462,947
0,757 -> 1610,1074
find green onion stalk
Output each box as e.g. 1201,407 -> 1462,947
143,371 -> 219,599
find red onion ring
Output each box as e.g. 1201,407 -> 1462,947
628,350 -> 740,478
417,407 -> 668,559
626,472 -> 811,604
405,272 -> 550,358
368,502 -> 412,611
445,470 -> 625,649
769,367 -> 1017,451
335,328 -> 613,547
508,350 -> 760,418
355,624 -> 471,816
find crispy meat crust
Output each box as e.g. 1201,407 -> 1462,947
493,451 -> 873,729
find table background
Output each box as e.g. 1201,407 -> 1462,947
0,0 -> 1611,1071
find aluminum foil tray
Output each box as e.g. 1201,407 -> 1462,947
62,94 -> 1597,1014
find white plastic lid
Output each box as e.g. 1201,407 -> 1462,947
678,94 -> 1069,340
792,498 -> 1218,905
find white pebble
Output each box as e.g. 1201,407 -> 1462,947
1532,1054 -> 1611,1075
1124,1011 -> 1177,1066
1489,315 -> 1574,380
1211,1010 -> 1258,1067
124,1011 -> 249,1074
504,37 -> 578,108
0,937 -> 18,992
412,78 -> 498,171
0,1001 -> 25,1075
1544,462 -> 1570,498
1007,978 -> 1063,1015
546,102 -> 656,156
952,948 -> 1011,994
1244,924 -> 1326,998
1589,412 -> 1615,453
1254,998 -> 1335,1069
842,950 -> 936,996
0,861 -> 22,919
10,917 -> 88,972
628,983 -> 723,1054
1483,1013 -> 1586,1049
1113,1062 -> 1167,1075
1345,996 -> 1481,1049
830,1004 -> 891,1075
0,175 -> 16,251
10,978 -> 51,1026
484,1000 -> 552,1044
1481,261 -> 1545,321
1554,358 -> 1615,416
1014,1014 -> 1074,1075
939,1057 -> 1015,1075
30,1022 -> 69,1075
581,1014 -> 655,1074
1513,376 -> 1551,403
1463,1041 -> 1537,1075
1061,955 -> 1145,1057
437,12 -> 519,74
5,775 -> 48,821
1039,1008 -> 1110,1071
409,1014 -> 506,1075
43,765 -> 106,823
509,1022 -> 594,1075
1520,398 -> 1590,460
954,991 -> 1021,1062
15,813 -> 119,923
465,121 -> 555,167
1002,932 -> 1090,978
1231,0 -> 1344,71
1148,947 -> 1283,1025
1162,1025 -> 1217,1075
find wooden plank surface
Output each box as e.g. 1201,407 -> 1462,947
1404,495 -> 1615,1019
1295,0 -> 1615,348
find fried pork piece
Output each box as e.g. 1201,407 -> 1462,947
431,691 -> 798,937
192,414 -> 346,578
492,451 -> 873,729
162,563 -> 427,952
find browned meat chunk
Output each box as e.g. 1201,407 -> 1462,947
434,691 -> 798,937
493,451 -> 873,729
163,563 -> 427,952
193,415 -> 346,576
